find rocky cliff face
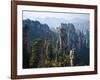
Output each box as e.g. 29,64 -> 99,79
23,19 -> 56,68
23,19 -> 90,68
60,23 -> 78,50
56,23 -> 89,65
23,19 -> 50,42
56,26 -> 68,55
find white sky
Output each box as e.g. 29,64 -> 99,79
23,10 -> 89,21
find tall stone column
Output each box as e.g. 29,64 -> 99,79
70,49 -> 75,66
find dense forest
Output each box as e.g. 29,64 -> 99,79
23,19 -> 89,68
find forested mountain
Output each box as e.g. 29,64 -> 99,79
23,19 -> 56,68
23,19 -> 89,68
31,17 -> 89,34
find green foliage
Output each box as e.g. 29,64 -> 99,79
29,38 -> 43,68
62,54 -> 70,66
44,52 -> 71,67
29,37 -> 71,68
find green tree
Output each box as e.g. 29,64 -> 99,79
29,38 -> 43,68
43,31 -> 55,67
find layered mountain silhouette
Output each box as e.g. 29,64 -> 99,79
23,19 -> 89,68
